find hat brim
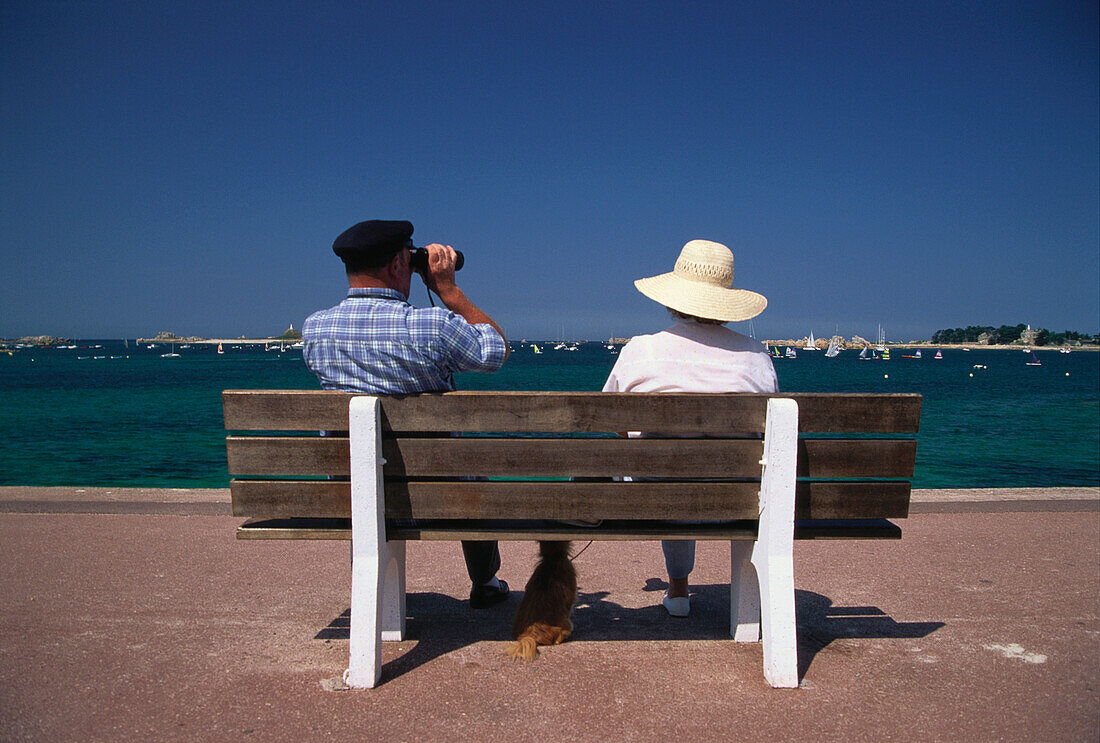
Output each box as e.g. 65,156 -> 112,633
635,273 -> 767,322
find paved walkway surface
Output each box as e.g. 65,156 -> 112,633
1,488 -> 1097,742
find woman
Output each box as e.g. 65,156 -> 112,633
602,239 -> 778,617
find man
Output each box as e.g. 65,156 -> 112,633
303,219 -> 511,608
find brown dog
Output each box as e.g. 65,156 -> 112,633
505,540 -> 577,660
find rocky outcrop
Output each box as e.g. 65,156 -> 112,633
15,336 -> 71,346
276,325 -> 302,341
137,332 -> 205,343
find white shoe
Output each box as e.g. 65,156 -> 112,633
662,592 -> 690,617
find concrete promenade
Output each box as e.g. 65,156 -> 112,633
1,487 -> 1097,742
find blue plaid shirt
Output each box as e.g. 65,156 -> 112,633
302,288 -> 507,393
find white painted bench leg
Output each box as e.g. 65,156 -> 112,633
380,541 -> 406,642
751,398 -> 799,688
344,396 -> 388,688
730,540 -> 761,641
348,533 -> 406,642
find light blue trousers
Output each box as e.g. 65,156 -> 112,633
661,540 -> 696,580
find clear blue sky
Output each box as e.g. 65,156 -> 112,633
2,1 -> 1097,341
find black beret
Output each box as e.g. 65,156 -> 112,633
332,219 -> 414,261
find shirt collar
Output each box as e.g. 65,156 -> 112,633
345,287 -> 409,303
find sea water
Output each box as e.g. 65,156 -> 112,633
0,341 -> 1096,489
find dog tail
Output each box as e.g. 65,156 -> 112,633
504,635 -> 540,661
504,621 -> 572,661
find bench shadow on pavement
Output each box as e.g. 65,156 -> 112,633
315,582 -> 944,684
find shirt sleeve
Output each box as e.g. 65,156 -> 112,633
437,311 -> 507,373
602,364 -> 620,392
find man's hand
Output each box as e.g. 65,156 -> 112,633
422,243 -> 458,297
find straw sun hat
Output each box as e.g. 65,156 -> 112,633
634,239 -> 767,322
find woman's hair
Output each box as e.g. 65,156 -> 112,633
667,307 -> 725,325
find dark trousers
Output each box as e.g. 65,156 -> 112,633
461,540 -> 501,585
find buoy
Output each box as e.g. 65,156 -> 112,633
969,373 -> 974,378
884,374 -> 889,379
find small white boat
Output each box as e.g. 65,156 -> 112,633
1026,353 -> 1041,366
825,337 -> 840,357
785,347 -> 797,358
804,331 -> 818,350
859,347 -> 871,360
934,350 -> 943,360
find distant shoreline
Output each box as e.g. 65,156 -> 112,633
3,336 -> 1097,352
759,341 -> 1099,352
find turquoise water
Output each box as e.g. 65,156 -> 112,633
0,341 -> 1096,489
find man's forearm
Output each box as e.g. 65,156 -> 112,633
436,285 -> 510,359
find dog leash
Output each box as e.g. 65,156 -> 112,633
570,540 -> 594,561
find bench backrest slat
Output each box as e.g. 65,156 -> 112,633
226,436 -> 916,479
223,390 -> 921,434
230,479 -> 911,520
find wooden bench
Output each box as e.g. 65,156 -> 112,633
224,390 -> 921,688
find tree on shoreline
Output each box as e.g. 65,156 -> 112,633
932,325 -> 1097,346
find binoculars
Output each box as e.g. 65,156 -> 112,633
410,247 -> 465,273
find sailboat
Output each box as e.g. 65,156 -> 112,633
217,343 -> 225,355
785,347 -> 797,358
1026,352 -> 1041,366
876,324 -> 888,353
804,331 -> 818,350
934,350 -> 943,360
160,343 -> 180,358
859,346 -> 871,360
825,337 -> 840,357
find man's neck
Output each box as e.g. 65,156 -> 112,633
347,273 -> 389,289
347,273 -> 408,298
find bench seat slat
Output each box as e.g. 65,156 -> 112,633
230,479 -> 910,520
234,517 -> 901,541
223,390 -> 922,434
227,437 -> 916,479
